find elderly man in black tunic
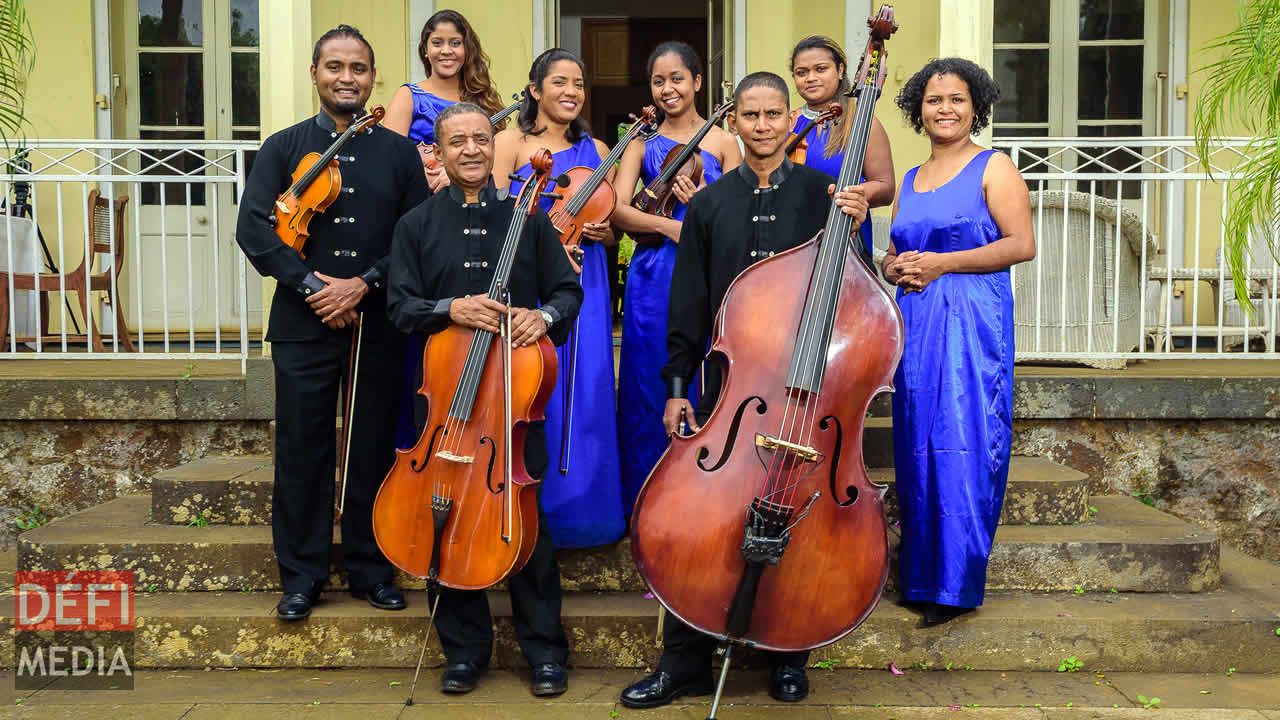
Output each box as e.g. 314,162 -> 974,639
387,101 -> 582,698
620,71 -> 871,710
235,25 -> 429,622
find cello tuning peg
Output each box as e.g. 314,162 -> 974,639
539,191 -> 564,200
509,173 -> 527,184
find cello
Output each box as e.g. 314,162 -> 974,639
270,106 -> 385,257
629,7 -> 902,718
536,106 -> 656,472
786,102 -> 842,164
416,93 -> 524,172
628,100 -> 733,246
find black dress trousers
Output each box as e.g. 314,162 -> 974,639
270,315 -> 405,596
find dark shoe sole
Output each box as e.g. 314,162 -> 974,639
441,682 -> 477,695
769,687 -> 809,703
532,682 -> 568,698
619,680 -> 715,709
275,609 -> 311,622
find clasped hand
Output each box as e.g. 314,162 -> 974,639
884,250 -> 946,292
448,295 -> 549,347
307,272 -> 367,329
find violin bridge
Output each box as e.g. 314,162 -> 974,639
435,450 -> 474,464
754,434 -> 820,463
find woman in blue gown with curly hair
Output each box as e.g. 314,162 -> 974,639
882,58 -> 1035,626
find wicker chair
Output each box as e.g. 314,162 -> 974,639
1013,190 -> 1156,366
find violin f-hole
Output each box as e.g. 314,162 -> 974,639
696,395 -> 767,472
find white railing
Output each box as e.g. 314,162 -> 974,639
993,136 -> 1277,363
0,140 -> 260,371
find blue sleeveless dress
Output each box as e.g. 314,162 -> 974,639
395,85 -> 458,449
513,136 -> 626,549
617,134 -> 723,515
403,84 -> 456,144
791,114 -> 874,255
890,149 -> 1014,609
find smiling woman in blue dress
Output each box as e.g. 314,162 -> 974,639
611,41 -> 741,515
883,58 -> 1035,627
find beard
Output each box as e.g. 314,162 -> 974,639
331,97 -> 365,115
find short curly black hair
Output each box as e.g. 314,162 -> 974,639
894,58 -> 1000,135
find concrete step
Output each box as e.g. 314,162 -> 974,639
150,447 -> 1079,530
83,550 -> 1280,672
23,493 -> 1216,594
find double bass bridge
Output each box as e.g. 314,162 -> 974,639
754,433 -> 821,463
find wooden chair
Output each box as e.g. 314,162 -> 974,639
0,189 -> 134,352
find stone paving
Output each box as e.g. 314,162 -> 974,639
4,668 -> 1278,719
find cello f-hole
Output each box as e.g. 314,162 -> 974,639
479,436 -> 502,494
412,425 -> 446,473
696,395 -> 768,472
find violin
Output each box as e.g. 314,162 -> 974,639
529,106 -> 656,473
630,7 -> 901,717
417,93 -> 524,173
786,102 -> 843,164
628,100 -> 733,246
372,149 -> 558,590
270,106 -> 385,258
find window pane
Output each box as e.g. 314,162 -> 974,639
139,53 -> 203,126
139,130 -> 207,206
1077,124 -> 1144,198
994,0 -> 1049,43
1080,0 -> 1144,40
139,0 -> 203,47
1077,45 -> 1144,120
231,0 -> 259,47
231,54 -> 259,126
994,49 -> 1050,123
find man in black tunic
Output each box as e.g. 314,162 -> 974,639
235,26 -> 429,621
387,102 -> 582,698
620,72 -> 870,709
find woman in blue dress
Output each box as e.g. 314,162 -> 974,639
384,10 -> 505,449
385,9 -> 506,193
491,48 -> 626,549
883,59 -> 1035,626
612,41 -> 741,516
788,35 -> 895,257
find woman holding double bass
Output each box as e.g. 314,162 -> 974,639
491,48 -> 628,550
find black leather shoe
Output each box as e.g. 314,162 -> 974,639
531,663 -> 568,697
352,583 -> 406,611
275,592 -> 315,622
441,662 -> 482,694
921,602 -> 975,627
620,670 -> 714,709
769,665 -> 809,702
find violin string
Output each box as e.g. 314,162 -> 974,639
772,83 -> 878,511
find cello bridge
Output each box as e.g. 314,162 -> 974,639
754,434 -> 820,463
435,450 -> 474,464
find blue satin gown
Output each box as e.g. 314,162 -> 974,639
617,134 -> 723,515
890,149 -> 1014,609
790,114 -> 874,255
394,85 -> 457,449
513,137 -> 626,548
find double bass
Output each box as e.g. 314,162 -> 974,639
629,7 -> 902,718
270,107 -> 385,257
628,100 -> 733,246
373,149 -> 558,589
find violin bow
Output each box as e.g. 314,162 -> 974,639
334,311 -> 364,522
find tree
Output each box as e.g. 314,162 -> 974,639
1194,0 -> 1280,315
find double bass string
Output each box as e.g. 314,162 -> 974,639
769,78 -> 879,512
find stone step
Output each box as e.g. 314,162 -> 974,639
92,550 -> 1280,672
23,493 -> 1216,594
